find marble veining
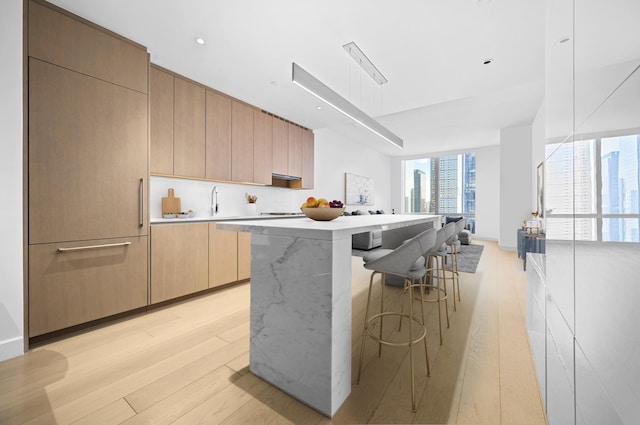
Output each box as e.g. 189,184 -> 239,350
218,214 -> 439,416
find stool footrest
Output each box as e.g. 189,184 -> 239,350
365,312 -> 427,347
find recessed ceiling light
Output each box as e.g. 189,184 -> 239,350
270,81 -> 278,86
558,37 -> 572,45
194,37 -> 206,45
483,58 -> 493,65
316,106 -> 322,110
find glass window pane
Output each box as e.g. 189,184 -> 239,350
602,218 -> 640,242
545,140 -> 596,215
546,217 -> 596,241
404,158 -> 431,213
601,135 -> 640,215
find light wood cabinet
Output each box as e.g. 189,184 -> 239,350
231,101 -> 254,183
209,226 -> 251,286
151,224 -> 209,304
206,90 -> 232,181
272,117 -> 289,176
301,128 -> 315,189
208,225 -> 239,288
253,111 -> 273,185
29,236 -> 148,337
150,65 -> 174,174
237,232 -> 252,280
28,0 -> 148,93
28,58 -> 148,244
174,77 -> 206,178
288,123 -> 303,178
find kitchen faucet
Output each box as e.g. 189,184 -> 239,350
211,186 -> 219,215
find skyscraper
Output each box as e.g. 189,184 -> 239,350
413,169 -> 426,212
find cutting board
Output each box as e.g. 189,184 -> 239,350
162,188 -> 181,214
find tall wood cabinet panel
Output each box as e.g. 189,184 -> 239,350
174,77 -> 206,178
29,236 -> 148,337
206,90 -> 232,181
237,232 -> 252,280
253,111 -> 273,185
272,117 -> 289,176
301,128 -> 315,189
151,224 -> 209,304
288,123 -> 303,178
28,0 -> 148,93
29,58 -> 148,244
149,66 -> 174,174
231,101 -> 254,183
209,225 -> 239,288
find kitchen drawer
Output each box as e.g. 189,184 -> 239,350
29,236 -> 148,337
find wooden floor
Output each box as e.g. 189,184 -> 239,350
0,240 -> 547,425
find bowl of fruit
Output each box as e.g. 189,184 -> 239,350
301,197 -> 345,221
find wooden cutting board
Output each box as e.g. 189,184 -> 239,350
162,188 -> 181,214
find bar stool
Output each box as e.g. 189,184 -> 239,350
356,235 -> 429,412
446,218 -> 466,311
422,223 -> 455,345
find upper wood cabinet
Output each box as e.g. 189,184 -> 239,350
253,111 -> 273,185
174,77 -> 206,178
288,123 -> 303,178
272,117 -> 289,176
301,128 -> 315,189
29,58 -> 148,244
150,66 -> 174,174
28,0 -> 148,93
151,224 -> 208,304
206,90 -> 232,181
231,101 -> 254,183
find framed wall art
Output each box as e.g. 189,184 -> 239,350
345,173 -> 374,206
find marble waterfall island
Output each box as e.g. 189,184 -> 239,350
216,214 -> 440,416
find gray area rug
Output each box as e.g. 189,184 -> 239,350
352,243 -> 484,274
448,244 -> 484,273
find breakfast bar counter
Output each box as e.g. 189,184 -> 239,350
216,214 -> 439,416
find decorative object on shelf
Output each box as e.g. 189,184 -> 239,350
345,173 -> 374,206
301,207 -> 345,221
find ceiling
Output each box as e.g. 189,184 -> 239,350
47,0 -> 546,157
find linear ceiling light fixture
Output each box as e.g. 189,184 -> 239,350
292,62 -> 403,149
342,41 -> 388,85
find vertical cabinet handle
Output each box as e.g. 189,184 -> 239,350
139,178 -> 144,227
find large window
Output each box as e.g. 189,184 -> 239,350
403,153 -> 476,232
545,133 -> 640,242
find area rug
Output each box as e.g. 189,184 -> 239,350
449,244 -> 484,273
352,243 -> 484,274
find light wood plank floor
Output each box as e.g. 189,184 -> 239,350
0,241 -> 547,424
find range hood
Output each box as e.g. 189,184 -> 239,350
271,173 -> 301,181
271,173 -> 302,189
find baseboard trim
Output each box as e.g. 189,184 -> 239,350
0,335 -> 24,362
499,244 -> 517,252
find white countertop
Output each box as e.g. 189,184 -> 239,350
216,214 -> 440,241
150,214 -> 305,224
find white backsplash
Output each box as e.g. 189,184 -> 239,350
150,176 -> 313,218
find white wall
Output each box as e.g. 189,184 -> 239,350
0,0 -> 25,362
499,125 -> 533,250
474,145 -> 500,240
313,128 -> 392,213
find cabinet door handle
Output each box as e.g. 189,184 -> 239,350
139,177 -> 144,227
58,242 -> 132,252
